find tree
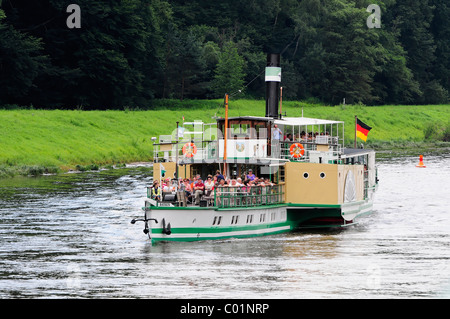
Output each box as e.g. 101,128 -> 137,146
2,0 -> 171,109
0,8 -> 48,106
430,0 -> 450,101
394,0 -> 447,103
289,0 -> 385,104
212,41 -> 246,97
370,0 -> 422,104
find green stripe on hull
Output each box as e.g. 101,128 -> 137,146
150,223 -> 291,242
144,200 -> 374,242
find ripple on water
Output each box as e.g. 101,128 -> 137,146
0,158 -> 449,298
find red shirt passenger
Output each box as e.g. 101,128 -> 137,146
194,179 -> 205,205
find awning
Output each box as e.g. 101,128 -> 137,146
274,117 -> 344,126
341,148 -> 375,158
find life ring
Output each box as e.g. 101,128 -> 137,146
289,143 -> 305,158
182,142 -> 197,158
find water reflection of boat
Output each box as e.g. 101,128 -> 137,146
131,54 -> 378,243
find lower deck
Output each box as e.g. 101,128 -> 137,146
140,199 -> 373,242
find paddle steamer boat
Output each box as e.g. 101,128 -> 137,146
131,54 -> 378,242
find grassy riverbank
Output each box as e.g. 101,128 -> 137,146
1,100 -> 449,177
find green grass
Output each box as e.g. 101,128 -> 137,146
1,100 -> 449,177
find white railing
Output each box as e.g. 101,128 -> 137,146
152,137 -> 343,164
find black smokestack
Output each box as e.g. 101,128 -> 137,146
265,53 -> 281,118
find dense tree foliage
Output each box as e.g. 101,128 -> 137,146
0,0 -> 448,108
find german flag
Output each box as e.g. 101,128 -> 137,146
356,118 -> 372,141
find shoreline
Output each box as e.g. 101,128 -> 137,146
1,102 -> 449,178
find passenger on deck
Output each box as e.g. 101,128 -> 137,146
194,178 -> 205,205
256,178 -> 266,187
151,180 -> 162,201
246,169 -> 256,181
272,124 -> 282,157
215,179 -> 228,206
205,175 -> 214,196
162,180 -> 170,192
219,178 -> 227,187
264,178 -> 274,186
171,179 -> 179,192
215,170 -> 225,182
300,131 -> 306,141
272,124 -> 282,140
183,179 -> 192,203
285,133 -> 292,142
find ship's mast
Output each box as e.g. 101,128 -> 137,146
223,93 -> 229,177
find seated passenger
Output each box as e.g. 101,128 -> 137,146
183,179 -> 192,203
170,179 -> 178,192
204,175 -> 214,196
300,131 -> 306,141
163,180 -> 171,192
194,178 -> 205,205
151,180 -> 162,201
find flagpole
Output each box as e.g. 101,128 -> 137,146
223,93 -> 229,177
175,121 -> 179,180
354,115 -> 357,148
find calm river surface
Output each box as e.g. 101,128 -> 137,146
0,156 -> 449,299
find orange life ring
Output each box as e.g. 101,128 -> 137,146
182,142 -> 197,158
289,143 -> 305,158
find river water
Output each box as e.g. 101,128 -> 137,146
0,156 -> 449,299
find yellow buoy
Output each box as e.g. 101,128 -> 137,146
416,155 -> 426,168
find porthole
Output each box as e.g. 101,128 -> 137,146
303,172 -> 309,179
320,172 -> 326,179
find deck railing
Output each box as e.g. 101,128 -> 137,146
146,184 -> 285,209
153,138 -> 343,164
214,184 -> 285,209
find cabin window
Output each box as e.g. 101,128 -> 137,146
246,214 -> 253,224
213,216 -> 223,225
230,123 -> 250,138
320,172 -> 326,179
279,165 -> 285,182
255,124 -> 267,139
303,172 -> 309,179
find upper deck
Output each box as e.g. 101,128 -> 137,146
153,116 -> 345,165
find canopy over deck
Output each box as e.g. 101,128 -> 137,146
274,117 -> 344,126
